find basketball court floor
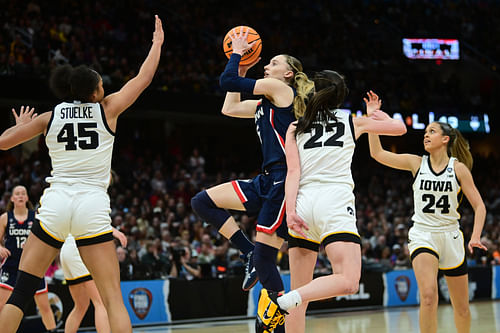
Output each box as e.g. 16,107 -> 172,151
129,300 -> 500,333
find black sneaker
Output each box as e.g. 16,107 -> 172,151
242,251 -> 258,291
255,289 -> 287,333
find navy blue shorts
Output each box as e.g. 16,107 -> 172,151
0,266 -> 48,294
232,165 -> 287,239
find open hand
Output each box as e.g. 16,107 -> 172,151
152,15 -> 164,45
12,106 -> 37,125
363,91 -> 381,116
229,27 -> 255,56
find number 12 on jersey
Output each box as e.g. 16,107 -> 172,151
57,123 -> 99,150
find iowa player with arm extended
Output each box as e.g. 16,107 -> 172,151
367,92 -> 486,333
256,74 -> 407,333
0,15 -> 164,333
0,185 -> 57,332
190,27 -> 314,332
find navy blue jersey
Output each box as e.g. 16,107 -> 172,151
1,210 -> 35,269
254,96 -> 296,170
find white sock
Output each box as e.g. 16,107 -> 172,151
277,290 -> 302,311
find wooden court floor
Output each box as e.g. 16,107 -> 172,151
131,300 -> 500,333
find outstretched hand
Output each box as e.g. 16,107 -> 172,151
229,26 -> 255,56
287,212 -> 309,238
152,15 -> 164,45
363,90 -> 381,116
12,106 -> 37,125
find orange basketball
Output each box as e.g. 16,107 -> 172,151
223,26 -> 262,65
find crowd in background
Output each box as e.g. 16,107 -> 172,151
0,0 -> 499,115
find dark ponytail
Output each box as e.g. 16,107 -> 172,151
436,122 -> 473,170
295,70 -> 349,136
49,65 -> 100,102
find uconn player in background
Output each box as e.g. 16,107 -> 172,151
191,27 -> 314,308
256,75 -> 407,332
0,15 -> 163,333
368,93 -> 486,333
0,185 -> 57,332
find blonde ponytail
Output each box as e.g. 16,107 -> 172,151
284,55 -> 315,119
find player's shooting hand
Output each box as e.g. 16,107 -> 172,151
229,26 -> 255,56
363,91 -> 381,116
12,106 -> 37,125
287,212 -> 309,238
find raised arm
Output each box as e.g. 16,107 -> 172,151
367,132 -> 421,173
284,122 -> 309,237
0,109 -> 51,150
220,55 -> 260,118
219,28 -> 292,116
455,162 -> 487,253
102,15 -> 164,122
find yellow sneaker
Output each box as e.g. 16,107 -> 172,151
255,289 -> 287,333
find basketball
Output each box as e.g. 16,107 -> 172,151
223,26 -> 262,65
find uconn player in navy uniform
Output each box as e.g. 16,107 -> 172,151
256,76 -> 407,333
0,15 -> 163,333
368,99 -> 486,333
191,27 -> 314,313
0,185 -> 57,332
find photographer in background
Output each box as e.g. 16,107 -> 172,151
170,246 -> 201,280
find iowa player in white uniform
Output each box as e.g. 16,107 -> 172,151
0,16 -> 164,333
368,95 -> 487,333
61,228 -> 126,333
256,73 -> 407,333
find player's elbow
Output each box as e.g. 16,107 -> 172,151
396,122 -> 407,135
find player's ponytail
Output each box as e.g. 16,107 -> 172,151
437,122 -> 473,170
295,70 -> 349,136
284,55 -> 315,119
50,65 -> 100,102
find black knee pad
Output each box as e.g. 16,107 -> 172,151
7,270 -> 43,313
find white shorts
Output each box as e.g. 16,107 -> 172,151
289,183 -> 360,250
60,235 -> 92,285
34,184 -> 113,248
408,226 -> 467,276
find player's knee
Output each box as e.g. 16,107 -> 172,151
191,191 -> 208,214
7,270 -> 44,313
454,303 -> 470,318
344,280 -> 359,295
420,288 -> 438,307
191,191 -> 230,229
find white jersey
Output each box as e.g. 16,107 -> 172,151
411,156 -> 462,231
45,101 -> 115,189
296,109 -> 355,188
